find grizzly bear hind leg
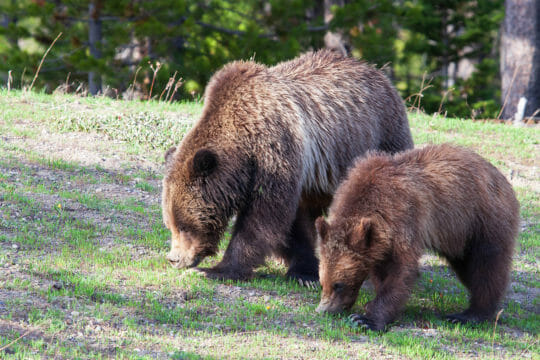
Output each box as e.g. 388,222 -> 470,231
280,207 -> 320,286
445,239 -> 511,324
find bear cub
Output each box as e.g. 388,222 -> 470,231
315,144 -> 519,331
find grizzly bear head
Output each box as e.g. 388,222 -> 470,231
162,145 -> 256,269
315,216 -> 376,314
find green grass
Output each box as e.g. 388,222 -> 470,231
0,91 -> 538,359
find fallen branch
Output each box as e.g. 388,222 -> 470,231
28,32 -> 63,92
0,330 -> 32,352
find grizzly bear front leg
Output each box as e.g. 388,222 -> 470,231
199,184 -> 301,281
351,259 -> 419,331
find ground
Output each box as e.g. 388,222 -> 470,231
0,90 -> 538,359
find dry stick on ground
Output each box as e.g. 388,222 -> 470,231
159,74 -> 175,102
164,71 -> 178,102
519,338 -> 539,357
7,70 -> 12,92
148,61 -> 162,100
405,73 -> 432,113
168,78 -> 183,103
491,309 -> 504,354
497,65 -> 520,120
28,32 -> 63,93
437,87 -> 453,115
65,72 -> 71,92
0,330 -> 32,352
128,66 -> 142,96
526,108 -> 540,123
20,67 -> 26,90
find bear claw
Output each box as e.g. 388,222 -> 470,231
196,267 -> 253,281
298,278 -> 320,290
348,314 -> 382,331
445,312 -> 486,324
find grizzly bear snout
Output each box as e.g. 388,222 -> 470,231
166,251 -> 202,269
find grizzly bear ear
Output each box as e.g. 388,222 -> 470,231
315,217 -> 329,241
350,218 -> 373,251
191,149 -> 218,177
164,146 -> 177,167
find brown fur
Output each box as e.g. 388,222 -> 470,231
162,49 -> 413,281
316,144 -> 520,330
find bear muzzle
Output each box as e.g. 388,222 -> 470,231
166,251 -> 202,269
316,298 -> 346,314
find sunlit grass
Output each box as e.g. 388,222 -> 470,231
0,92 -> 538,359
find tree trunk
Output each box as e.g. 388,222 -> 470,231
500,0 -> 539,120
1,0 -> 19,47
324,0 -> 348,56
88,1 -> 102,95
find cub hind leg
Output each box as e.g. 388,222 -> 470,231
446,236 -> 513,324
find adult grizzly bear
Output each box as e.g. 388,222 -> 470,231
315,144 -> 519,330
162,49 -> 413,283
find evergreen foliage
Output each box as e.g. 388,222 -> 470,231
0,0 -> 504,118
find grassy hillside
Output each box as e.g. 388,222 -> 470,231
0,90 -> 538,359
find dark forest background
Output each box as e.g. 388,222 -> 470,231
1,0 -> 538,120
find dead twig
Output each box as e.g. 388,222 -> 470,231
491,309 -> 504,354
405,72 -> 433,114
160,72 -> 176,102
438,87 -> 453,115
497,65 -> 520,120
169,77 -> 183,103
0,330 -> 32,352
127,66 -> 141,97
7,70 -> 12,92
148,61 -> 162,100
28,32 -> 62,92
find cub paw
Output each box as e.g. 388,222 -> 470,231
348,314 -> 384,331
446,311 -> 488,324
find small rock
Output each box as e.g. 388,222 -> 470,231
263,295 -> 271,302
95,188 -> 102,193
71,311 -> 80,317
52,282 -> 63,291
11,244 -> 19,250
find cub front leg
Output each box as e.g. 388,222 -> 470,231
350,261 -> 419,331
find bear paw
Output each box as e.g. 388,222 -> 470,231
286,271 -> 320,290
196,267 -> 254,281
446,311 -> 488,324
297,278 -> 320,290
348,314 -> 384,331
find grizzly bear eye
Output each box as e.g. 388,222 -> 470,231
332,282 -> 345,293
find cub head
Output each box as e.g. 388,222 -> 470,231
315,216 -> 375,314
161,146 -> 227,269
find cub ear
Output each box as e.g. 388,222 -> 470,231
164,146 -> 177,167
315,216 -> 329,241
349,217 -> 374,251
191,149 -> 218,177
